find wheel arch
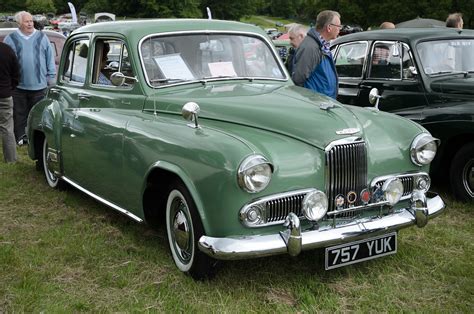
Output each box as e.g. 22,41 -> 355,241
27,99 -> 64,163
436,132 -> 474,173
142,161 -> 208,232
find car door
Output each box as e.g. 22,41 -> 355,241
356,41 -> 427,121
54,37 -> 91,179
71,36 -> 144,204
333,41 -> 368,106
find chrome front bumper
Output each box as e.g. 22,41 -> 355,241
198,192 -> 445,260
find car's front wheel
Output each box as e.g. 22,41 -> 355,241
40,137 -> 64,189
165,181 -> 216,279
450,143 -> 474,202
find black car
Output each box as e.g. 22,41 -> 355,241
331,28 -> 474,201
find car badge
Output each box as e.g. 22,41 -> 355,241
336,128 -> 360,135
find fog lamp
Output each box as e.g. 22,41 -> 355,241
382,177 -> 404,206
302,190 -> 328,221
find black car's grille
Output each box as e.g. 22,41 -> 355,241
326,141 -> 368,217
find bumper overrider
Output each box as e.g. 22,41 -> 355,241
198,192 -> 445,260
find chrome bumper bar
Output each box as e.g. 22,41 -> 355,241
198,192 -> 445,260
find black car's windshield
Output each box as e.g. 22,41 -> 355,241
140,33 -> 286,87
417,39 -> 474,76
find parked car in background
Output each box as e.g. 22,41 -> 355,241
27,19 -> 444,279
0,28 -> 66,71
331,28 -> 474,202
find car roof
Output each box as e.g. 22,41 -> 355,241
332,28 -> 474,46
72,19 -> 268,39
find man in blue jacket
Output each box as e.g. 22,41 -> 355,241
3,11 -> 55,145
292,10 -> 341,99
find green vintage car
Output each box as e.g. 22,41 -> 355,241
27,19 -> 445,279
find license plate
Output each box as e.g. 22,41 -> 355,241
325,232 -> 397,270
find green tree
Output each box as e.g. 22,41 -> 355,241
26,0 -> 56,14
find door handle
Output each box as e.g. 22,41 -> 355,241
359,84 -> 373,89
49,87 -> 60,94
78,93 -> 90,100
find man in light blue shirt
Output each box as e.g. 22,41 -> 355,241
3,11 -> 56,145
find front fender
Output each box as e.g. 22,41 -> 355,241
27,98 -> 63,162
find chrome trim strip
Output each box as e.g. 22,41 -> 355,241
198,193 -> 444,260
61,177 -> 144,223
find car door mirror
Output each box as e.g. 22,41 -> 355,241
368,88 -> 382,111
110,72 -> 138,86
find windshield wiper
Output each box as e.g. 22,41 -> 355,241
199,75 -> 254,84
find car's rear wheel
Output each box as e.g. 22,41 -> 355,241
450,143 -> 474,202
165,181 -> 216,279
40,137 -> 64,189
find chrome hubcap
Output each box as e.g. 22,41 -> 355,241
463,159 -> 474,197
171,200 -> 192,263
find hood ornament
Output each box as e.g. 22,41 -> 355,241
336,128 -> 360,135
320,103 -> 336,110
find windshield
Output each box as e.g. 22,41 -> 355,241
417,39 -> 474,75
140,33 -> 285,87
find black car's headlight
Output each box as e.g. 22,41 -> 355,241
237,155 -> 273,193
410,134 -> 439,166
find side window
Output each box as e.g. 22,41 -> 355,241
62,39 -> 89,84
92,38 -> 135,87
334,42 -> 368,78
401,44 -> 416,80
369,42 -> 401,79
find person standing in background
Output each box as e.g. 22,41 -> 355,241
380,21 -> 395,29
0,42 -> 20,163
292,10 -> 341,99
446,13 -> 463,29
3,11 -> 56,146
286,24 -> 308,74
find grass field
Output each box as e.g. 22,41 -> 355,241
0,147 -> 473,312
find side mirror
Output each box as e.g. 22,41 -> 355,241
110,72 -> 138,86
182,102 -> 200,129
368,88 -> 382,111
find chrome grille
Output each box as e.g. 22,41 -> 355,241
326,140 -> 368,216
265,194 -> 304,222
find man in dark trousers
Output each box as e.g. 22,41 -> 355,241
292,10 -> 341,99
0,42 -> 20,162
3,11 -> 56,145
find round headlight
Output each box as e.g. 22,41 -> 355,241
411,134 -> 439,166
302,190 -> 328,221
382,177 -> 404,205
237,155 -> 273,193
